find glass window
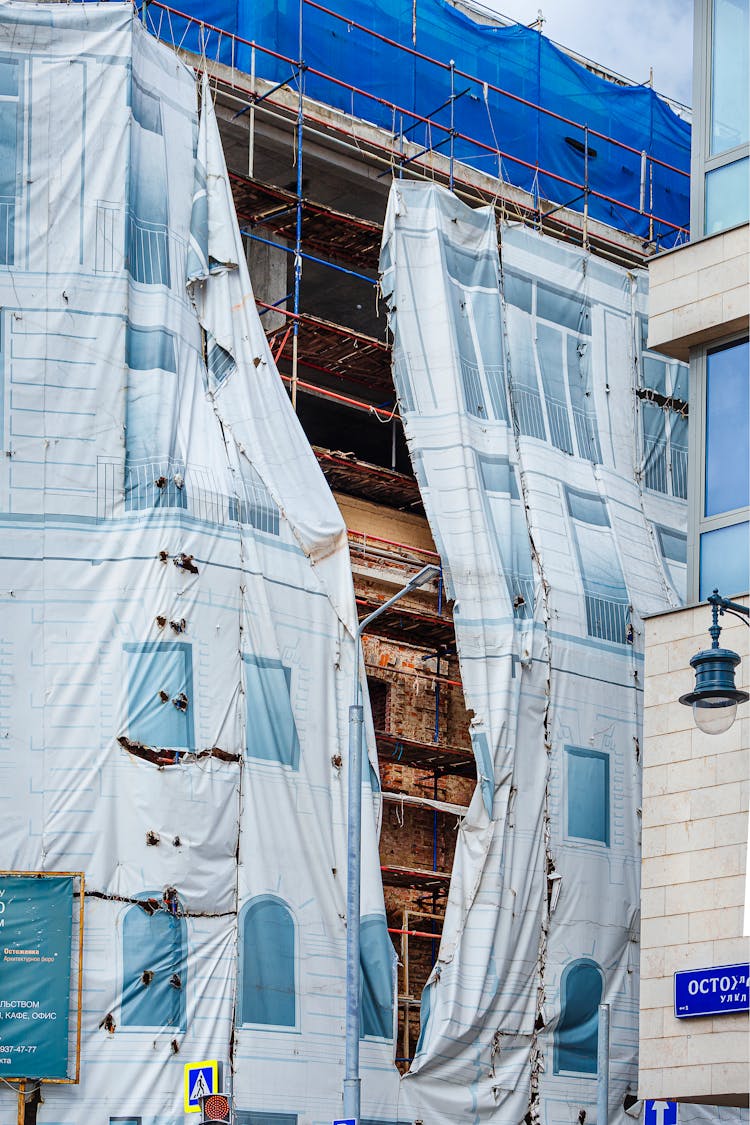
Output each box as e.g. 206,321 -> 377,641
360,914 -> 394,1040
124,642 -> 193,750
710,0 -> 749,155
705,340 -> 750,516
566,748 -> 610,845
705,156 -> 750,235
554,960 -> 603,1075
121,901 -> 186,1029
238,898 -> 295,1027
243,656 -> 300,768
700,520 -> 750,598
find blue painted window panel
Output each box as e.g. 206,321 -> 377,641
207,336 -> 236,385
566,487 -> 629,644
239,898 -> 295,1027
566,337 -> 601,464
506,307 -> 546,440
477,455 -> 534,618
360,914 -> 394,1040
128,79 -> 170,286
554,960 -> 603,1075
705,157 -> 750,235
243,656 -> 300,768
700,521 -> 750,599
235,1115 -> 298,1125
121,902 -> 186,1029
415,980 -> 433,1054
504,270 -> 532,314
657,526 -> 687,564
670,412 -> 688,500
125,642 -> 193,750
0,57 -> 19,266
705,340 -> 749,517
642,401 -> 668,494
642,354 -> 668,395
710,0 -> 749,155
126,324 -> 177,373
566,747 -> 609,845
538,282 -> 591,335
110,1119 -> 141,1124
536,322 -> 574,454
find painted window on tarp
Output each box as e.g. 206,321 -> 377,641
238,897 -> 295,1027
656,525 -> 687,601
360,914 -> 394,1040
0,57 -> 20,266
229,461 -> 280,535
536,321 -> 574,455
566,336 -> 601,465
124,642 -> 193,750
554,959 -> 603,1076
638,336 -> 689,500
121,901 -> 186,1029
124,323 -> 186,511
566,487 -> 629,645
242,656 -> 300,769
415,979 -> 433,1054
506,305 -> 546,440
476,454 -> 534,618
565,747 -> 609,845
128,78 -> 170,286
444,241 -> 507,424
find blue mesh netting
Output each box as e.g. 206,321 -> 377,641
146,0 -> 690,245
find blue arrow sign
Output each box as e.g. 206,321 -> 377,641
674,963 -> 749,1018
645,1101 -> 677,1125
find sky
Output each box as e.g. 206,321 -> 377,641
479,0 -> 693,107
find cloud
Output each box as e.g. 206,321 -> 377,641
479,0 -> 693,105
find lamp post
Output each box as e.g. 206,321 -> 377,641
343,563 -> 441,1125
679,589 -> 749,734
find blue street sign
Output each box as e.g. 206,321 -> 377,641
674,962 -> 749,1018
645,1100 -> 678,1125
333,1120 -> 356,1125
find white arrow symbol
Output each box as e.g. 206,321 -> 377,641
652,1101 -> 672,1125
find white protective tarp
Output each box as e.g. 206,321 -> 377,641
0,6 -> 401,1123
380,181 -> 745,1125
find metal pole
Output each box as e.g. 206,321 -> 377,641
583,124 -> 589,250
342,566 -> 440,1122
449,60 -> 455,193
248,45 -> 256,179
291,0 -> 304,411
597,1002 -> 610,1125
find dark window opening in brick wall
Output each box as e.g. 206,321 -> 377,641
367,677 -> 391,733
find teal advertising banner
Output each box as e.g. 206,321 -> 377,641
0,876 -> 75,1079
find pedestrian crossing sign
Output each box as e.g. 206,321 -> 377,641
184,1059 -> 219,1113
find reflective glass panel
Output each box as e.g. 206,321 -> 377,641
700,521 -> 750,598
705,157 -> 750,235
710,0 -> 749,155
705,340 -> 749,516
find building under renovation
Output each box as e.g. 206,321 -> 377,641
0,1 -> 744,1123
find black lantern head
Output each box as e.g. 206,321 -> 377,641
679,590 -> 749,735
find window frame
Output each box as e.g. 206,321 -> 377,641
691,0 -> 750,238
553,958 -> 604,1078
564,746 -> 611,848
237,896 -> 299,1032
687,333 -> 750,600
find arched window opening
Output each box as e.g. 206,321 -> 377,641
121,901 -> 186,1029
239,897 -> 296,1027
554,959 -> 603,1076
360,914 -> 394,1040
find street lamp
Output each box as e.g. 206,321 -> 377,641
679,589 -> 749,735
343,563 -> 441,1124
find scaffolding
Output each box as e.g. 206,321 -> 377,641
134,0 -> 691,1066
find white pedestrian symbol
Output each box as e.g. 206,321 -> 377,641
190,1069 -> 211,1102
